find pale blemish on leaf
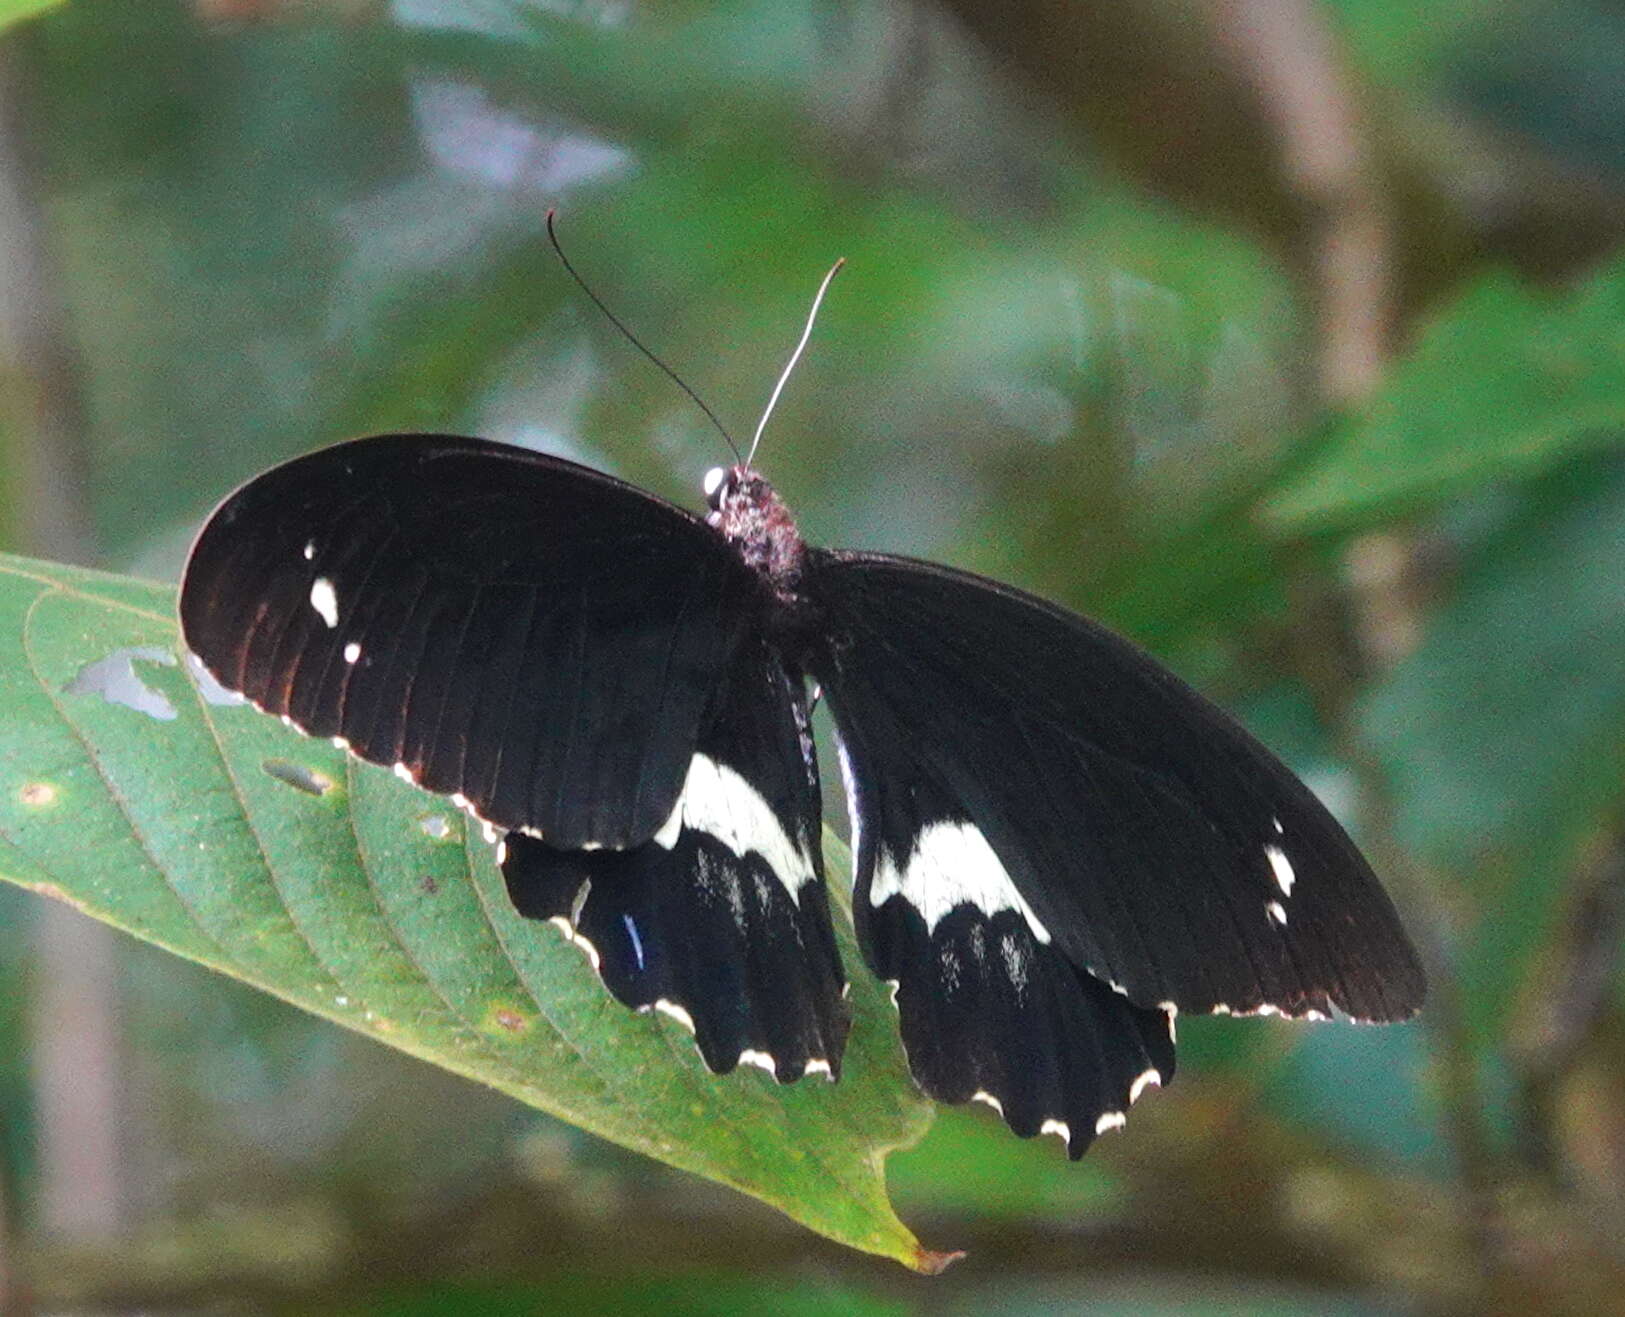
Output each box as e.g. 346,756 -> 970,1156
485,1002 -> 532,1035
64,646 -> 177,721
418,813 -> 454,841
19,781 -> 59,808
260,758 -> 336,797
184,652 -> 248,706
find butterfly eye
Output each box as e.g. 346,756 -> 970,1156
702,466 -> 730,511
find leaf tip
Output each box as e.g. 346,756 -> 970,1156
910,1244 -> 966,1275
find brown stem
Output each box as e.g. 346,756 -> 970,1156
1203,0 -> 1392,403
1514,832 -> 1625,1181
1282,551 -> 1505,1304
1213,1 -> 1501,1290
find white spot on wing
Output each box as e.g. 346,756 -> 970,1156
1129,1068 -> 1161,1104
309,577 -> 339,628
393,762 -> 415,784
303,540 -> 316,561
738,1048 -> 776,1075
1095,1111 -> 1126,1135
1040,1118 -> 1070,1145
971,1089 -> 1004,1116
702,466 -> 727,497
833,732 -> 862,869
547,916 -> 601,970
343,641 -> 362,664
652,801 -> 682,849
804,1057 -> 833,1079
871,820 -> 1051,944
1266,900 -> 1288,927
1000,931 -> 1031,994
653,998 -> 695,1033
652,754 -> 816,904
1265,843 -> 1296,896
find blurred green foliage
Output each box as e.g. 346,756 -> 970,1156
2,0 -> 1624,1312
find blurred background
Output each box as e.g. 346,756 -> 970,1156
3,0 -> 1625,1312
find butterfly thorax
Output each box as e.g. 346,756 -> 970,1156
706,467 -> 806,603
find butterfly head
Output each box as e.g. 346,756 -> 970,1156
703,464 -> 806,598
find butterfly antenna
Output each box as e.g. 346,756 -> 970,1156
546,210 -> 741,463
746,256 -> 845,470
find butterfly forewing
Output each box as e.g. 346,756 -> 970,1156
181,435 -> 754,849
807,548 -> 1426,1025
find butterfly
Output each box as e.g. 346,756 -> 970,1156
182,221 -> 1422,1154
179,424 -> 1426,1158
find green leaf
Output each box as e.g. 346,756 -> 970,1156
0,0 -> 64,34
0,552 -> 943,1270
1265,260 -> 1625,529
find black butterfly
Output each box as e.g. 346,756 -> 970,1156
180,431 -> 1425,1157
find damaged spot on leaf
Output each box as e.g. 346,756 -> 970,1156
418,814 -> 454,841
19,782 -> 58,808
64,646 -> 178,721
261,758 -> 335,797
183,652 -> 248,706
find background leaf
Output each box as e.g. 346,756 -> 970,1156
1265,262 -> 1625,528
1360,452 -> 1625,1047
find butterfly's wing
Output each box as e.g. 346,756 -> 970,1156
806,549 -> 1424,1152
181,434 -> 753,848
183,435 -> 849,1077
500,635 -> 849,1081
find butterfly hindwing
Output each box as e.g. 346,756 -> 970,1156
809,549 -> 1426,1027
181,435 -> 754,849
500,636 -> 849,1081
835,717 -> 1174,1155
